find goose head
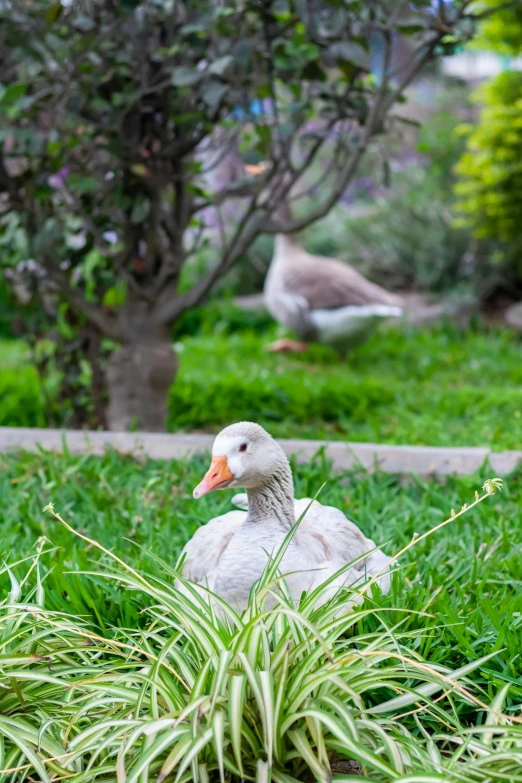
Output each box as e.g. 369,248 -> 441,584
193,422 -> 291,499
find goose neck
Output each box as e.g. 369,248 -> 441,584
245,468 -> 295,531
274,232 -> 300,260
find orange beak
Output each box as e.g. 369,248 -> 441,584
245,161 -> 269,176
193,456 -> 234,499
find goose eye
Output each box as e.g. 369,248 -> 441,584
239,443 -> 247,453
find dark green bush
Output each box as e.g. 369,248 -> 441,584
168,370 -> 394,431
339,173 -> 473,293
173,298 -> 272,339
0,274 -> 15,339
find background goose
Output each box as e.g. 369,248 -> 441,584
264,231 -> 404,353
244,163 -> 403,353
180,422 -> 392,612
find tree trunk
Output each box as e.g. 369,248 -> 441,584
105,341 -> 178,432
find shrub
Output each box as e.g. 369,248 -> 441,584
455,71 -> 522,244
173,299 -> 273,339
337,170 -> 474,293
453,4 -> 522,299
168,363 -> 393,431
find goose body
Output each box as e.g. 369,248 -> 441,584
264,234 -> 403,351
181,423 -> 392,612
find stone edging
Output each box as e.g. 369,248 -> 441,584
0,427 -> 520,477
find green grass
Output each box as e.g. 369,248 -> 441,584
0,338 -> 46,427
1,447 -> 521,698
0,338 -> 30,369
3,322 -> 522,448
169,322 -> 522,449
0,448 -> 521,780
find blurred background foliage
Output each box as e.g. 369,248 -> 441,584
453,3 -> 522,298
1,0 -> 522,439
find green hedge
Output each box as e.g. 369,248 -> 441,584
168,371 -> 393,431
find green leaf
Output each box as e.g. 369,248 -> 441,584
174,729 -> 213,783
202,82 -> 228,111
103,283 -> 127,309
181,23 -> 206,36
171,68 -> 202,87
288,729 -> 328,783
254,124 -> 272,154
5,563 -> 21,603
127,727 -> 190,783
328,42 -> 369,70
130,163 -> 148,178
208,55 -> 234,76
130,197 -> 150,224
369,650 -> 502,714
0,83 -> 27,107
82,248 -> 105,280
68,174 -> 99,194
45,2 -> 62,23
228,674 -> 247,778
257,84 -> 272,99
211,710 -> 225,783
47,140 -> 62,157
303,61 -> 326,81
74,15 -> 96,31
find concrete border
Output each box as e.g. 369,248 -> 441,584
0,426 -> 520,477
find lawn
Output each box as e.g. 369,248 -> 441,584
2,319 -> 522,779
170,320 -> 522,448
2,320 -> 522,448
1,445 -> 521,781
3,445 -> 520,683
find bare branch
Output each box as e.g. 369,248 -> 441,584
156,192 -> 262,323
469,1 -> 516,21
118,77 -> 173,128
155,120 -> 334,324
0,153 -> 24,209
190,177 -> 266,215
198,131 -> 239,177
160,127 -> 209,161
273,32 -> 441,236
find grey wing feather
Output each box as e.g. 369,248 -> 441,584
285,257 -> 401,310
180,510 -> 245,586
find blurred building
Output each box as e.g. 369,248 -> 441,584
442,50 -> 522,82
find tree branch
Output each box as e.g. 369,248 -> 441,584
469,2 -> 516,22
155,113 -> 341,325
271,32 -> 441,235
42,262 -> 123,341
156,194 -> 262,324
0,153 -> 24,210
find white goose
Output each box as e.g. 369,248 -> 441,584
180,422 -> 392,612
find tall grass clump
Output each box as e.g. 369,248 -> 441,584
0,480 -> 521,783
